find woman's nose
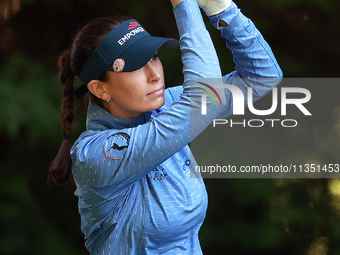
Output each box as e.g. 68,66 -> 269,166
145,62 -> 161,83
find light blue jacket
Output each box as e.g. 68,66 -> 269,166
71,0 -> 283,254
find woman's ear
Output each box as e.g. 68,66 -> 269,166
87,80 -> 108,101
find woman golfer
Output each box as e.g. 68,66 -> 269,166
48,0 -> 282,253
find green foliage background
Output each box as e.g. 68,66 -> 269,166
0,0 -> 340,254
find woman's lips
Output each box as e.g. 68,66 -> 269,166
146,87 -> 164,96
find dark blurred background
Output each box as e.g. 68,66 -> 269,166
1,0 -> 340,254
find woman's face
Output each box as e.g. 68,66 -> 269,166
103,54 -> 165,119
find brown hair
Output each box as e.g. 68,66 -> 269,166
48,15 -> 129,185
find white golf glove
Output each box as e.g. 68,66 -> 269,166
197,0 -> 231,16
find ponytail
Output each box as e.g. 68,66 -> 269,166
48,16 -> 130,185
48,50 -> 75,185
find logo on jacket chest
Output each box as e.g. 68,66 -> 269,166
149,166 -> 168,181
148,160 -> 191,181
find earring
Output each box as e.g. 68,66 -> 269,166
106,98 -> 110,103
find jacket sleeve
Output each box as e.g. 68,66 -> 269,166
71,0 -> 225,190
208,1 -> 283,119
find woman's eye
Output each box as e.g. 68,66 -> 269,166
150,53 -> 159,62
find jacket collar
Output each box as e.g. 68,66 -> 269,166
86,101 -> 153,130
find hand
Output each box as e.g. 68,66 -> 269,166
197,0 -> 231,16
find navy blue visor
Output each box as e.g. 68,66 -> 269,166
75,19 -> 179,97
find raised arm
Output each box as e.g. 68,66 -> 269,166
210,2 -> 282,81
168,0 -> 283,119
201,1 -> 283,118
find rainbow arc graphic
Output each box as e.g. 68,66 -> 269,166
198,82 -> 222,106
